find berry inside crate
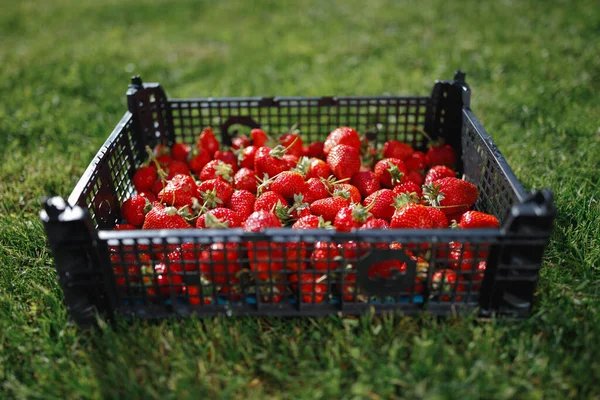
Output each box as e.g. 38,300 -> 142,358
40,71 -> 555,327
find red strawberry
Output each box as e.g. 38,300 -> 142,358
301,178 -> 329,204
172,142 -> 191,162
333,183 -> 361,204
284,242 -> 307,272
111,252 -> 149,286
253,284 -> 284,303
153,144 -> 170,157
158,174 -> 198,208
187,285 -> 212,305
423,177 -> 478,216
424,165 -> 456,184
383,140 -> 414,161
311,242 -> 341,272
226,190 -> 255,220
114,223 -> 136,230
251,128 -> 269,148
327,144 -> 360,180
270,171 -> 306,200
426,144 -> 456,168
360,218 -> 390,229
197,127 -> 219,156
254,191 -> 287,213
196,208 -> 243,228
244,210 -> 283,232
407,170 -> 424,186
448,248 -> 476,271
215,150 -> 238,169
121,195 -> 150,226
338,241 -> 361,261
351,171 -> 381,199
199,242 -> 241,285
374,158 -> 408,188
362,189 -> 396,221
307,158 -> 331,180
289,273 -> 327,303
167,243 -> 200,273
239,145 -> 258,170
310,197 -> 350,222
233,167 -> 257,194
166,160 -> 190,180
334,203 -> 374,232
142,204 -> 191,230
254,146 -> 292,178
393,181 -> 422,198
472,261 -> 487,290
459,211 -> 499,228
144,262 -> 185,295
339,272 -> 368,302
232,135 -> 251,150
151,179 -> 167,196
197,179 -> 234,209
248,242 -> 284,281
404,151 -> 427,171
368,259 -> 406,280
279,133 -> 303,158
288,194 -> 312,221
390,203 -> 434,229
431,269 -> 464,301
200,160 -> 235,183
156,154 -> 173,167
292,215 -> 333,230
427,207 -> 449,228
303,141 -> 325,159
133,165 -> 158,193
188,147 -> 211,175
138,191 -> 157,203
324,126 -> 361,155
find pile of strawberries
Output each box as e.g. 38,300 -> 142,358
112,126 -> 500,304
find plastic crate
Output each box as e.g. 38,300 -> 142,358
40,72 -> 555,327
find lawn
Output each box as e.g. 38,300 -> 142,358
1,0 -> 599,398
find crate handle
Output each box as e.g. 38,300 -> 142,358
220,116 -> 261,146
355,249 -> 417,296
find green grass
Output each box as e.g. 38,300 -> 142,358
1,0 -> 600,398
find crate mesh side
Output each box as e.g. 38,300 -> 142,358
169,97 -> 429,149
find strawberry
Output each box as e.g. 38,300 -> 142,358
142,204 -> 191,229
196,208 -> 243,228
390,203 -> 434,229
167,243 -> 201,272
404,151 -> 427,171
270,171 -> 306,200
244,210 -> 283,232
288,194 -> 312,221
215,150 -> 238,169
283,242 -> 307,272
153,144 -> 170,157
200,160 -> 235,183
251,128 -> 269,147
307,158 -> 331,180
383,140 -> 414,161
166,160 -> 191,180
158,174 -> 198,208
226,190 -> 255,220
351,171 -> 381,199
424,165 -> 456,184
138,191 -> 157,203
187,285 -> 213,305
393,181 -> 422,198
197,179 -> 234,208
289,273 -> 327,303
333,203 -> 374,232
114,223 -> 136,230
458,211 -> 499,228
239,145 -> 258,170
426,144 -> 456,168
133,165 -> 158,193
151,179 -> 167,196
368,259 -> 406,280
187,148 -> 211,174
374,158 -> 408,188
232,135 -> 251,150
427,207 -> 449,228
360,218 -> 389,230
472,261 -> 487,290
431,269 -> 464,301
252,284 -> 285,303
310,197 -> 350,222
407,170 -> 424,186
423,177 -> 478,216
111,252 -> 149,286
326,144 -> 360,180
301,178 -> 329,204
233,167 -> 257,194
172,142 -> 191,162
279,133 -> 303,158
254,146 -> 292,178
248,242 -> 284,281
311,241 -> 341,272
199,242 -> 241,285
363,189 -> 396,221
324,126 -> 361,155
333,183 -> 361,205
254,191 -> 287,213
156,154 -> 173,167
303,141 -> 325,159
292,215 -> 333,230
339,272 -> 368,302
448,248 -> 475,271
197,127 -> 220,156
337,241 -> 361,261
144,262 -> 185,295
121,195 -> 150,227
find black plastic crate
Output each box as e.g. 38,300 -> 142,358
40,72 -> 555,327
